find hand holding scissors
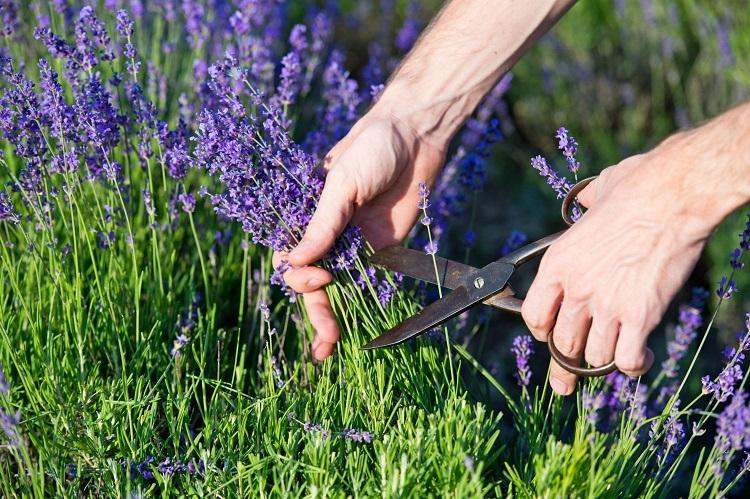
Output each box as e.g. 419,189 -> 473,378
363,177 -> 618,378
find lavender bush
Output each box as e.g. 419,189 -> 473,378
0,1 -> 748,496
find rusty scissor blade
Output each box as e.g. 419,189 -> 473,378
369,245 -> 518,309
362,286 -> 475,349
362,259 -> 516,349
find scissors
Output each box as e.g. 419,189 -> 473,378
362,176 -> 617,378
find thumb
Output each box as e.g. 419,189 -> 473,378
288,170 -> 356,267
576,176 -> 600,208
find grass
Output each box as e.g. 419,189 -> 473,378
1,1 -> 749,496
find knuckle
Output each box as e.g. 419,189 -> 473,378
521,302 -> 544,332
615,351 -> 647,374
585,345 -> 612,366
615,352 -> 646,374
539,251 -> 561,273
552,332 -> 581,357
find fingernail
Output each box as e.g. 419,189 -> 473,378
550,377 -> 572,396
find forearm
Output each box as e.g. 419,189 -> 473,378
655,101 -> 750,234
371,0 -> 576,146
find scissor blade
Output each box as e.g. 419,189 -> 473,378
362,286 -> 475,349
370,245 -> 518,310
363,260 -> 515,350
369,245 -> 475,290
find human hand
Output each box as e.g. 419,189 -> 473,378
274,113 -> 445,360
522,133 -> 724,395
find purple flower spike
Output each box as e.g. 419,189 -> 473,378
116,10 -> 134,39
660,288 -> 708,380
170,334 -> 189,358
730,248 -> 744,270
702,317 -> 750,402
178,193 -> 195,213
717,276 -> 737,300
0,409 -> 21,447
340,428 -> 374,443
500,230 -> 528,257
424,241 -> 438,255
555,127 -> 581,174
740,215 -> 750,251
0,0 -> 19,37
715,391 -> 750,462
0,191 -> 19,224
0,364 -> 8,394
395,1 -> 422,53
530,155 -> 573,200
511,334 -> 534,387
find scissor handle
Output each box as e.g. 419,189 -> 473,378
502,175 -> 616,378
561,175 -> 597,226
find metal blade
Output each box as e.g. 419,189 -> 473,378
362,260 -> 515,350
370,245 -> 474,289
370,245 -> 517,309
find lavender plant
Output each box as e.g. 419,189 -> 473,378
0,1 -> 748,497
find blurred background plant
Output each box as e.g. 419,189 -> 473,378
0,0 -> 748,496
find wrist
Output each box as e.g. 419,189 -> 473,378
650,108 -> 750,236
367,76 -> 480,150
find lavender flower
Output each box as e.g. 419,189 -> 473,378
530,155 -> 574,200
429,81 -> 509,247
702,317 -> 750,402
182,0 -> 207,49
650,400 -> 686,464
424,241 -> 438,255
716,18 -> 734,67
370,83 -> 385,101
715,391 -> 750,464
276,51 -> 302,108
142,188 -> 155,218
603,371 -> 647,425
170,334 -> 189,358
0,191 -> 19,223
511,334 -> 534,387
158,458 -> 176,475
259,301 -> 270,321
0,409 -> 21,447
500,230 -> 528,257
717,276 -> 737,300
0,364 -> 8,394
116,10 -> 134,39
555,127 -> 581,174
582,386 -> 606,425
196,59 -> 368,279
395,1 -> 421,53
740,214 -> 750,251
0,0 -> 20,37
417,182 -> 439,255
178,193 -> 195,213
304,51 -> 361,157
288,412 -> 373,443
659,288 -> 708,379
274,24 -> 308,110
462,455 -> 475,472
340,428 -> 373,443
730,248 -> 744,269
122,455 -> 204,481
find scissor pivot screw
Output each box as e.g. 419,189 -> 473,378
473,277 -> 484,289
